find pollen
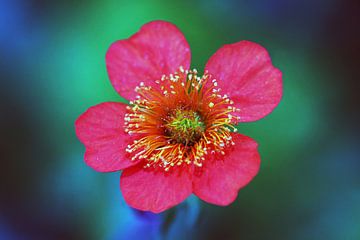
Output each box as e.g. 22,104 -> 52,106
124,67 -> 239,171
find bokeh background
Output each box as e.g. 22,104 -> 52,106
1,0 -> 360,239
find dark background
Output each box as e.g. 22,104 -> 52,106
1,0 -> 360,239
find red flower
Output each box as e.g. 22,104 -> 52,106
75,21 -> 282,213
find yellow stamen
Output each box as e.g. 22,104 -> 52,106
124,67 -> 238,171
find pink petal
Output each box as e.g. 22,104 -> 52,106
205,40 -> 282,122
106,20 -> 191,100
120,165 -> 192,213
75,102 -> 137,172
192,133 -> 260,206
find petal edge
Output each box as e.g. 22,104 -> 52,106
75,102 -> 137,172
120,165 -> 193,213
192,133 -> 260,206
205,40 -> 282,122
106,20 -> 191,100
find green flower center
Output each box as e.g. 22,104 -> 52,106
165,109 -> 205,145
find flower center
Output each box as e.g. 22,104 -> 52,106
165,109 -> 205,145
124,67 -> 239,171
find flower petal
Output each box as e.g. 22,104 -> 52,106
75,102 -> 137,172
205,40 -> 282,122
120,165 -> 192,213
192,133 -> 260,206
106,20 -> 191,100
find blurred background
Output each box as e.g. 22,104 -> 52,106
1,0 -> 360,239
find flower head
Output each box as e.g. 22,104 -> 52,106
75,21 -> 282,213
